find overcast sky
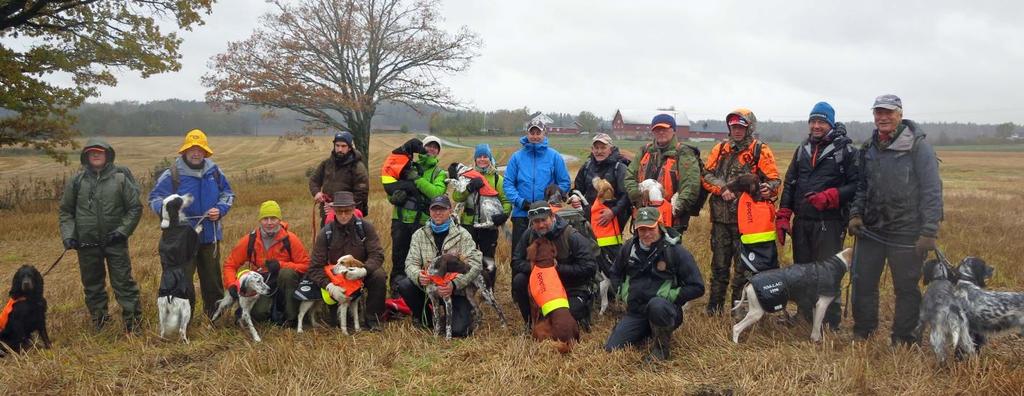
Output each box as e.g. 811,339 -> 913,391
83,0 -> 1024,124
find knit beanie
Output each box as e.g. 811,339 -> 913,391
809,102 -> 836,128
258,200 -> 283,220
473,143 -> 496,168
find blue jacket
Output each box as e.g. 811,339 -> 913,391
503,136 -> 571,218
148,157 -> 235,244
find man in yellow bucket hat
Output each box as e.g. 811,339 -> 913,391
148,129 -> 235,318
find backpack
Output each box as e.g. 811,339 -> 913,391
319,217 -> 367,261
169,165 -> 225,192
555,207 -> 595,243
247,229 -> 293,265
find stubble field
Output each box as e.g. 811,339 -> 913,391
0,134 -> 1023,395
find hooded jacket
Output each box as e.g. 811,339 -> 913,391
574,146 -> 631,228
850,119 -> 942,237
309,149 -> 370,215
510,217 -> 598,289
611,230 -> 705,314
404,223 -> 483,293
503,136 -> 571,217
780,132 -> 859,221
222,221 -> 311,289
307,217 -> 386,289
148,156 -> 235,244
702,109 -> 781,224
59,138 -> 142,245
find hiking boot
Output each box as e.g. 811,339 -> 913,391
92,314 -> 111,332
647,324 -> 672,362
125,318 -> 142,335
364,320 -> 382,332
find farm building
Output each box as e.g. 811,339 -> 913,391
526,112 -> 580,134
689,119 -> 730,140
611,109 -> 691,140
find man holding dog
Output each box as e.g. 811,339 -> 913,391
305,192 -> 387,330
778,102 -> 859,329
701,109 -> 781,315
59,138 -> 143,333
221,201 -> 310,326
309,131 -> 370,222
149,129 -> 235,319
451,143 -> 512,291
605,207 -> 704,362
573,133 -> 631,274
848,95 -> 943,346
510,201 -> 598,331
624,114 -> 702,234
398,196 -> 482,338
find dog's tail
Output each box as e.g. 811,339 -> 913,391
731,283 -> 750,312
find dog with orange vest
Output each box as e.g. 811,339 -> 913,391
295,255 -> 367,335
528,237 -> 580,354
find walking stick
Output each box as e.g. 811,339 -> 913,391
844,235 -> 859,319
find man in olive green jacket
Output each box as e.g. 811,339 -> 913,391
58,138 -> 143,333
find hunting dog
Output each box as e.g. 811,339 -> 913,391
295,255 -> 367,335
447,162 -> 504,229
917,258 -> 972,365
0,265 -> 50,356
424,253 -> 509,339
210,269 -> 272,342
955,256 -> 1024,356
157,194 -> 200,343
592,177 -> 616,316
732,248 -> 853,343
528,238 -> 580,354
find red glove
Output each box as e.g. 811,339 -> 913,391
775,208 -> 792,246
805,188 -> 839,211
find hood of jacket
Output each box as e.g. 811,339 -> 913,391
726,108 -> 758,136
519,135 -> 551,155
873,119 -> 923,152
79,137 -> 116,171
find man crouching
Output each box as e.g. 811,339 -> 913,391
605,207 -> 705,362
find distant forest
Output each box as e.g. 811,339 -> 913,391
73,100 -> 1020,146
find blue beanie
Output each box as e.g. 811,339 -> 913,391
650,114 -> 677,131
473,143 -> 496,167
333,131 -> 354,145
808,102 -> 835,128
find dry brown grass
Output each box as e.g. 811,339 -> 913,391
2,135 -> 1024,394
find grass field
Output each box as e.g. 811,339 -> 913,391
1,133 -> 1023,394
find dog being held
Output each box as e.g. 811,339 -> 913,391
528,237 -> 579,354
296,255 -> 367,335
732,248 -> 853,343
157,194 -> 200,343
592,177 -> 617,316
0,265 -> 50,356
447,162 -> 504,229
955,256 -> 1024,356
916,258 -> 972,365
210,268 -> 272,342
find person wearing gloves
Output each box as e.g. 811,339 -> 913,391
304,192 -> 387,330
451,143 -> 512,291
58,138 -> 143,333
848,94 -> 943,346
605,207 -> 704,362
397,196 -> 483,338
221,200 -> 310,326
777,102 -> 859,329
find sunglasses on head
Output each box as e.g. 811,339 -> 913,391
527,206 -> 552,217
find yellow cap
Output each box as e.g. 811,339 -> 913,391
178,129 -> 214,156
258,200 -> 282,220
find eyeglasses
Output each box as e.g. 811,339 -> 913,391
527,206 -> 552,217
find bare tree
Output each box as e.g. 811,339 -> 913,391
203,0 -> 480,166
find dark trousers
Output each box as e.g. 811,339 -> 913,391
464,225 -> 498,289
250,268 -> 300,323
605,297 -> 683,350
511,216 -> 529,259
389,219 -> 421,296
185,242 -> 223,318
852,233 -> 923,343
511,272 -> 593,328
708,222 -> 747,312
396,278 -> 473,338
77,242 -> 141,324
791,217 -> 845,328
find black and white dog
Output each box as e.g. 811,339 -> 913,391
157,194 -> 200,343
917,258 -> 972,365
210,270 -> 272,342
732,248 -> 853,343
955,257 -> 1024,355
0,265 -> 50,356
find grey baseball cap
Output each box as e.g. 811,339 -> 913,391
635,207 -> 662,229
872,94 -> 902,110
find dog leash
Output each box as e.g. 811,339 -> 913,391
843,237 -> 858,319
42,249 -> 69,277
858,229 -> 916,250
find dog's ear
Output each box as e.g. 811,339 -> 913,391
447,162 -> 460,179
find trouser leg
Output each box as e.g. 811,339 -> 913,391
889,240 -> 924,344
187,242 -> 223,318
604,313 -> 651,351
852,236 -> 886,337
77,246 -> 110,323
449,295 -> 474,338
104,243 -> 142,325
510,217 -> 529,260
511,271 -> 531,325
389,220 -> 416,296
276,268 -> 300,322
363,267 -> 387,325
396,278 -> 428,326
707,222 -> 736,313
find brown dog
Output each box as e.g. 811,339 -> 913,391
592,177 -> 615,202
726,173 -> 761,196
527,238 -> 579,354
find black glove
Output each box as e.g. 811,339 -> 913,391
521,200 -> 531,212
229,284 -> 239,299
389,189 -> 409,205
491,213 -> 509,226
105,231 -> 127,245
63,238 -> 79,250
833,121 -> 848,137
467,177 -> 485,193
264,259 -> 281,275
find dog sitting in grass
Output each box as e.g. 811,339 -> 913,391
0,265 -> 50,356
528,237 -> 579,354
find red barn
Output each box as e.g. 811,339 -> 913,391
612,110 -> 691,140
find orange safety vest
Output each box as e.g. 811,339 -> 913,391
458,169 -> 499,196
638,151 -> 677,227
529,266 -> 569,316
324,265 -> 364,298
427,272 -> 459,287
737,192 -> 776,244
380,152 -> 412,185
0,297 -> 25,331
591,199 -> 622,247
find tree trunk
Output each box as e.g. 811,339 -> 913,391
351,117 -> 372,169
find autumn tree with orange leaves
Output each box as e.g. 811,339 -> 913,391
203,0 -> 480,166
